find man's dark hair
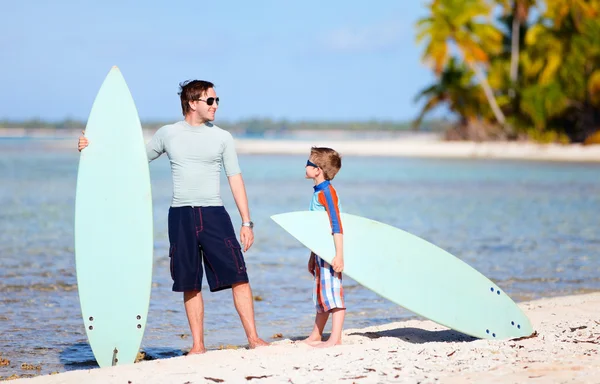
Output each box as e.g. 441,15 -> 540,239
178,80 -> 215,116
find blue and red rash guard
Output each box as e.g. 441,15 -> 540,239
309,180 -> 343,234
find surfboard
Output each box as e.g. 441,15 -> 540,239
271,211 -> 533,340
75,66 -> 153,367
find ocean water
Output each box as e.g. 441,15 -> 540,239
1,139 -> 599,377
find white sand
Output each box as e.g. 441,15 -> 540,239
8,292 -> 600,383
234,139 -> 600,162
3,128 -> 600,162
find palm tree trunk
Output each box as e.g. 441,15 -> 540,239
469,62 -> 506,125
510,16 -> 520,84
509,15 -> 520,100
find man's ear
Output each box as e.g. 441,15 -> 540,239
188,100 -> 197,112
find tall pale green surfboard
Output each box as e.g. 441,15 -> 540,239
271,211 -> 533,340
75,67 -> 153,367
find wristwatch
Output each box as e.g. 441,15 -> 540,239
242,221 -> 254,229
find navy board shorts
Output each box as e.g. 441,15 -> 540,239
167,206 -> 249,292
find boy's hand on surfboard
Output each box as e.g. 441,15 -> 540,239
308,252 -> 316,276
332,256 -> 344,273
78,131 -> 89,152
240,226 -> 254,252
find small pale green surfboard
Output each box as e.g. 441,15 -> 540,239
75,67 -> 153,367
271,211 -> 533,340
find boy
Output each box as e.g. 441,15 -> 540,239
303,147 -> 345,348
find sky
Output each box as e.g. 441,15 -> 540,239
1,1 -> 438,123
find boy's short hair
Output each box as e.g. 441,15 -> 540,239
310,147 -> 342,180
178,80 -> 215,116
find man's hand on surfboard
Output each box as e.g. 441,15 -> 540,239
78,131 -> 89,152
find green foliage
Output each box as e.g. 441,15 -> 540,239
519,82 -> 569,130
415,0 -> 600,143
413,57 -> 489,127
524,127 -> 570,144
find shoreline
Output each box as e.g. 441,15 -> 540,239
234,139 -> 600,163
1,129 -> 600,162
6,292 -> 600,383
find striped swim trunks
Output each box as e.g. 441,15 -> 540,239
313,255 -> 345,313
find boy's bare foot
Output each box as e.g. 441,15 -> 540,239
248,337 -> 270,348
314,340 -> 342,348
299,335 -> 322,345
302,340 -> 322,346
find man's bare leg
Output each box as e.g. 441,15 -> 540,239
232,282 -> 269,348
315,308 -> 345,348
301,311 -> 329,345
184,290 -> 206,354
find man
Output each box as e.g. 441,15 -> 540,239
79,80 -> 268,354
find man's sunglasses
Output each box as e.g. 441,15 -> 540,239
306,159 -> 319,168
197,97 -> 220,106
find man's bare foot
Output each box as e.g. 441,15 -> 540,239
186,346 -> 206,355
248,338 -> 269,349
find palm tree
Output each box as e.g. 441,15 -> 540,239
520,0 -> 600,140
413,57 -> 487,128
416,0 -> 507,125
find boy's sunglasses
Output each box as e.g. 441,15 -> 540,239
306,159 -> 319,168
197,97 -> 220,106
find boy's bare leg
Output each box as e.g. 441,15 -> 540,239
184,290 -> 207,354
232,282 -> 269,348
315,308 -> 345,348
302,311 -> 329,344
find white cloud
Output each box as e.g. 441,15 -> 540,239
322,21 -> 407,54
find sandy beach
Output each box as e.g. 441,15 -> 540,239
233,139 -> 600,163
4,292 -> 599,383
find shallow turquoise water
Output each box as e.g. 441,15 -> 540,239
1,139 -> 599,376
